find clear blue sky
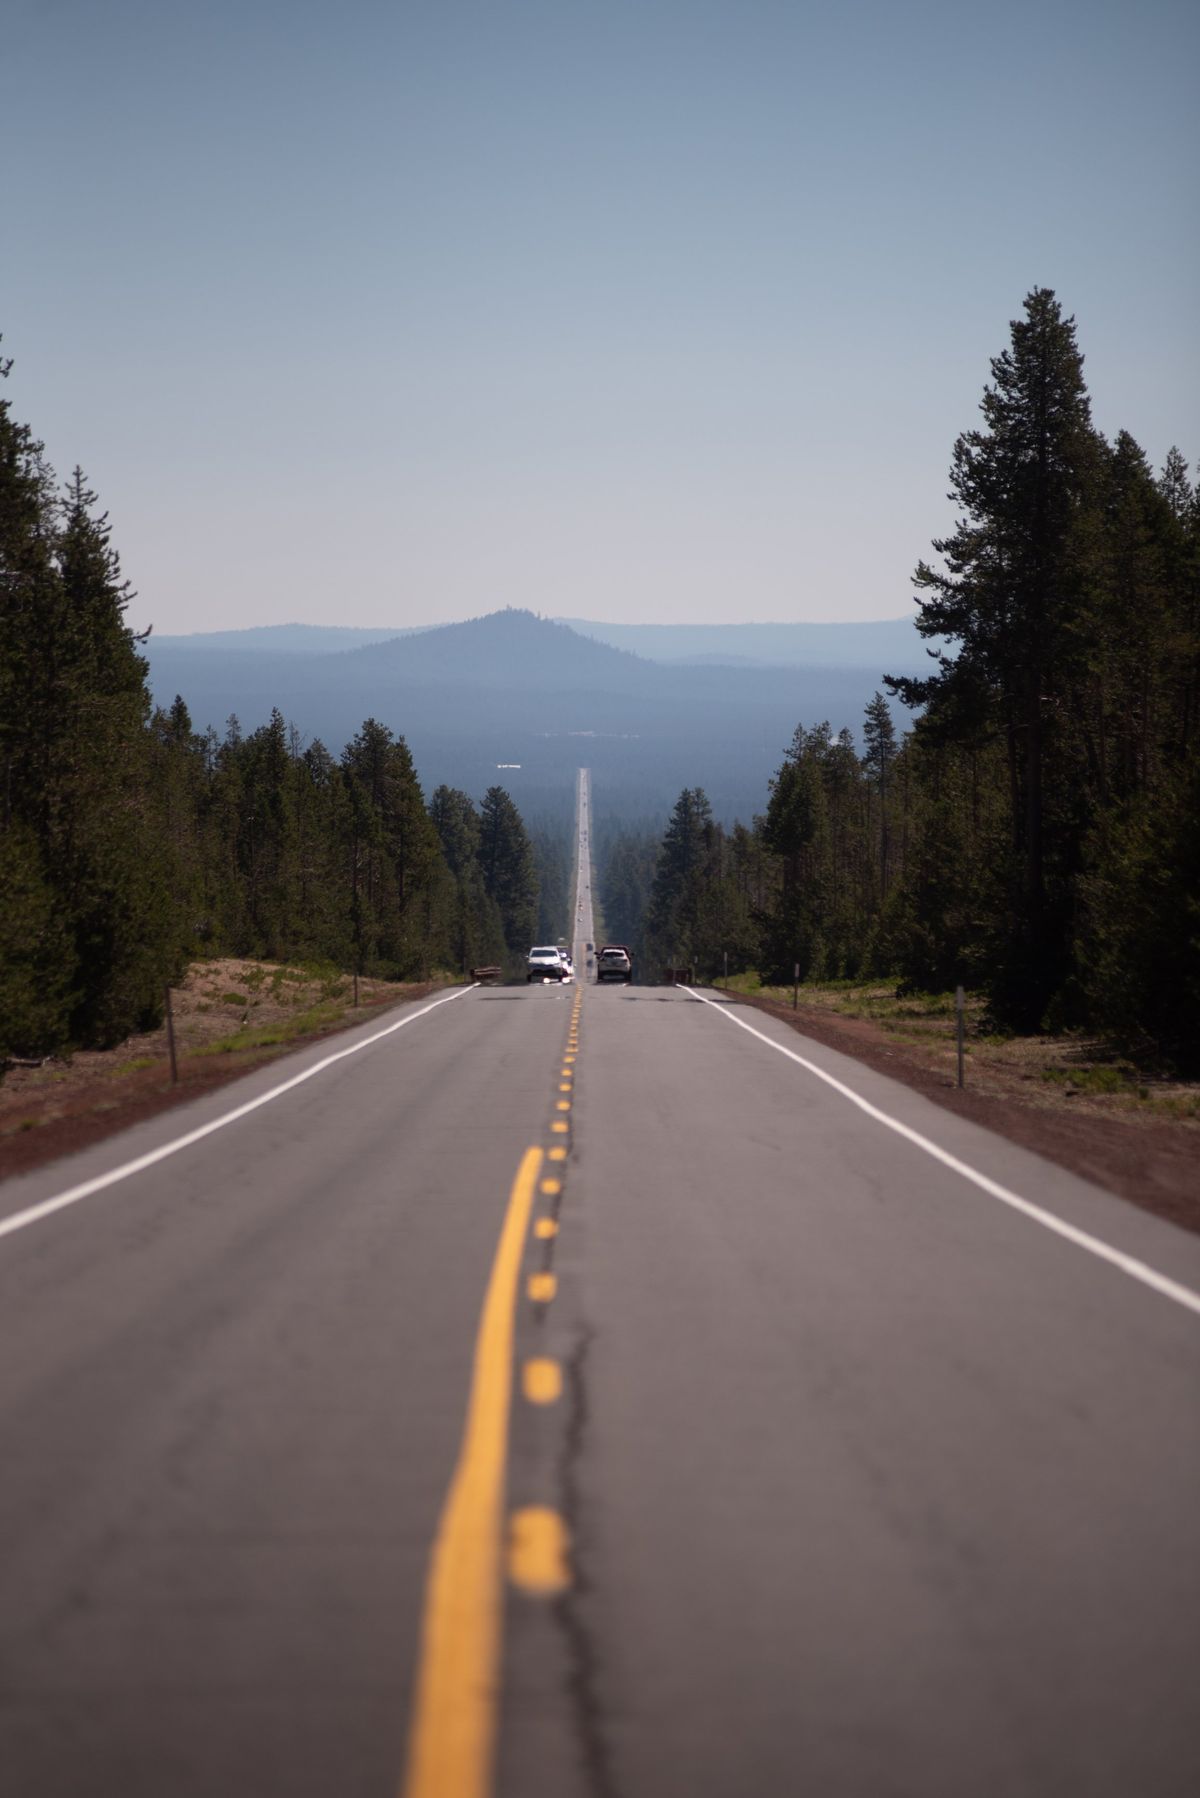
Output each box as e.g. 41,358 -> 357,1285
3,0 -> 1196,635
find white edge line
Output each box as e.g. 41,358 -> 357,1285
688,987 -> 1200,1319
0,984 -> 480,1244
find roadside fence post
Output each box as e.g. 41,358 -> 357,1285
354,971 -> 360,1008
164,985 -> 179,1085
956,985 -> 965,1088
724,949 -> 728,989
793,962 -> 800,1011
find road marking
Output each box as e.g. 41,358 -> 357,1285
688,989 -> 1200,1318
400,1144 -> 543,1798
528,1271 -> 557,1303
521,1358 -> 563,1404
507,1507 -> 571,1594
556,1100 -> 571,1112
539,1177 -> 562,1196
550,1121 -> 569,1135
534,1217 -> 558,1239
547,1146 -> 567,1162
0,985 -> 480,1246
559,1082 -> 572,1092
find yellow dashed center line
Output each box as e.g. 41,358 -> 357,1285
534,1217 -> 558,1239
507,1506 -> 571,1595
527,1271 -> 557,1303
521,1358 -> 563,1405
547,1146 -> 567,1162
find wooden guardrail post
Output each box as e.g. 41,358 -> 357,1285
164,985 -> 179,1084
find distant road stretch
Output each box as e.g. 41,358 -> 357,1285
1,771 -> 1198,1797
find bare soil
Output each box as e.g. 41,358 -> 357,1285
730,984 -> 1200,1237
0,959 -> 445,1184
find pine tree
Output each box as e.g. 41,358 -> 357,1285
888,289 -> 1105,1025
862,692 -> 896,901
342,721 -> 446,976
644,788 -> 716,971
0,394 -> 178,1049
478,785 -> 538,961
430,785 -> 504,972
0,821 -> 73,1059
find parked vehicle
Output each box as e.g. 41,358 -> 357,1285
596,944 -> 632,983
527,945 -> 568,982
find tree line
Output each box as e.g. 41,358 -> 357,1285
604,292 -> 1198,1069
0,352 -> 548,1062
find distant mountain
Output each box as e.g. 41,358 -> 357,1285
334,608 -> 648,688
144,609 -> 922,826
557,616 -> 941,669
155,612 -> 942,671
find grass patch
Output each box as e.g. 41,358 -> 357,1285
1041,1064 -> 1136,1095
1149,1094 -> 1200,1119
197,1001 -> 348,1056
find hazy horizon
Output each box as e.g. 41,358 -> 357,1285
155,607 -> 923,638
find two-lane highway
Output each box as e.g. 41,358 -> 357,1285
1,770 -> 1198,1797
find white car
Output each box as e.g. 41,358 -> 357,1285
527,946 -> 568,982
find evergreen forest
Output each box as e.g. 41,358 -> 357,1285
603,292 -> 1199,1070
0,350 -> 547,1062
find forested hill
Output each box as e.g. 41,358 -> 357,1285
144,609 -> 928,823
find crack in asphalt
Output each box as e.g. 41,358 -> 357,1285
551,1326 -> 621,1798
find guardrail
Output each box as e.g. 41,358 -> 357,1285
471,966 -> 502,983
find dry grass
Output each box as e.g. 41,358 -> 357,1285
0,958 -> 448,1153
724,975 -> 1200,1130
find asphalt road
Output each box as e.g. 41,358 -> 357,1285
1,773 -> 1198,1797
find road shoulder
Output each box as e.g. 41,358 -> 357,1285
720,988 -> 1199,1237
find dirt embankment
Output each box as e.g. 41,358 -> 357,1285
728,985 -> 1200,1237
0,959 -> 448,1184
